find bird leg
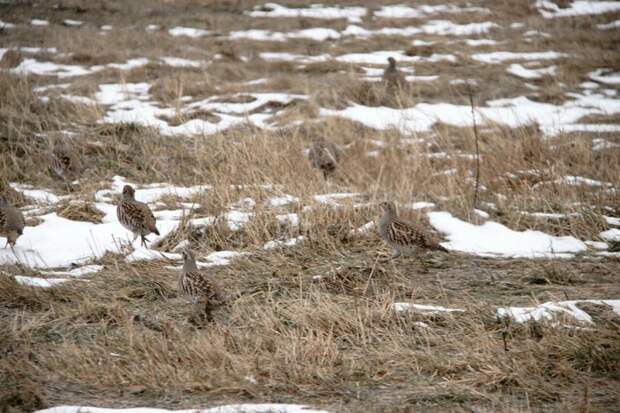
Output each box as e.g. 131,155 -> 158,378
140,235 -> 148,248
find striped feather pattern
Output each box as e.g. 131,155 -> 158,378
51,144 -> 82,179
117,185 -> 159,246
378,201 -> 447,254
309,140 -> 339,179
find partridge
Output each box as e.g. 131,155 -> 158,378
117,185 -> 159,247
50,141 -> 82,180
308,138 -> 340,180
0,195 -> 25,249
179,248 -> 223,317
378,201 -> 448,258
382,57 -> 407,92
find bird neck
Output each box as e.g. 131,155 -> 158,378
183,258 -> 198,272
380,209 -> 396,225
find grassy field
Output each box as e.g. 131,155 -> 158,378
1,0 -> 620,412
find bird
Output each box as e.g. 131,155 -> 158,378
0,195 -> 25,250
179,248 -> 223,319
116,185 -> 159,247
382,57 -> 407,92
308,138 -> 340,180
49,141 -> 82,182
378,201 -> 448,259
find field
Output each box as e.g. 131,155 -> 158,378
1,0 -> 620,412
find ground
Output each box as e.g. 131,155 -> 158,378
1,0 -> 620,412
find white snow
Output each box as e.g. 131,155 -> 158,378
35,404 -> 329,413
230,28 -> 341,42
101,25 -> 112,31
507,64 -> 556,79
464,39 -> 497,47
12,276 -> 73,288
10,183 -> 61,204
427,211 -> 587,258
146,24 -> 160,31
246,3 -> 366,23
536,0 -> 620,18
589,69 -> 620,85
269,194 -> 299,207
374,4 -> 489,18
31,19 -> 49,26
392,303 -> 465,313
160,56 -> 206,68
320,92 -> 620,138
9,58 -> 99,78
264,236 -> 305,250
336,50 -> 455,65
351,221 -> 376,235
598,19 -> 620,30
472,51 -> 568,64
314,193 -> 361,205
0,19 -> 16,29
421,20 -> 497,36
107,58 -> 149,71
259,52 -> 331,63
497,300 -> 620,323
168,27 -> 210,38
600,228 -> 620,242
63,19 -> 83,26
42,265 -> 104,277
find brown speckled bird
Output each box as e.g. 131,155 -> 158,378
179,248 -> 223,317
308,138 -> 340,180
0,195 -> 25,250
117,185 -> 159,247
378,201 -> 448,258
382,57 -> 407,92
50,141 -> 82,181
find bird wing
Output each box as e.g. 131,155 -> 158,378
184,271 -> 221,301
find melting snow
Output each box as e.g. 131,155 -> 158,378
245,3 -> 366,23
264,236 -> 306,250
0,19 -> 16,29
536,0 -> 620,18
160,56 -> 206,68
168,27 -> 211,38
320,92 -> 620,138
598,20 -> 620,30
589,69 -> 620,85
507,64 -> 556,79
31,19 -> 49,26
600,228 -> 620,242
428,211 -> 587,258
12,276 -> 73,288
497,300 -> 620,323
472,51 -> 568,64
63,19 -> 83,27
374,4 -> 489,18
392,303 -> 465,313
35,405 -> 329,413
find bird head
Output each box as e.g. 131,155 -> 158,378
121,185 -> 135,200
387,57 -> 397,68
379,201 -> 397,215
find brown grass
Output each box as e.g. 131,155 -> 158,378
1,0 -> 620,412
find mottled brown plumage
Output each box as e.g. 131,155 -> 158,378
0,195 -> 25,249
50,142 -> 82,180
308,138 -> 339,179
378,201 -> 448,258
179,249 -> 223,317
382,57 -> 407,92
117,185 -> 159,247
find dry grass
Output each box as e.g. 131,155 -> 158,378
1,0 -> 620,412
